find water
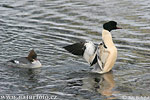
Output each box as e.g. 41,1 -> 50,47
0,0 -> 150,100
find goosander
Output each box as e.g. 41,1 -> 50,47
7,49 -> 42,68
63,21 -> 121,74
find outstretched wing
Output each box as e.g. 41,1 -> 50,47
64,41 -> 97,65
63,42 -> 86,56
97,44 -> 109,71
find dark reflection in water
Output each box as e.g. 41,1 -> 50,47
81,71 -> 118,100
95,72 -> 117,99
62,71 -> 120,100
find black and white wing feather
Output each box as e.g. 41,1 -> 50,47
63,42 -> 86,56
63,41 -> 97,65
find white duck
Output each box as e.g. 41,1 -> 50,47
63,21 -> 121,74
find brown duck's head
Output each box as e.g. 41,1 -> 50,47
27,49 -> 37,62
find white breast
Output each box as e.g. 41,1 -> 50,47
30,60 -> 42,68
92,29 -> 118,74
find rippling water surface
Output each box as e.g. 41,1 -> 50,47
0,0 -> 150,100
